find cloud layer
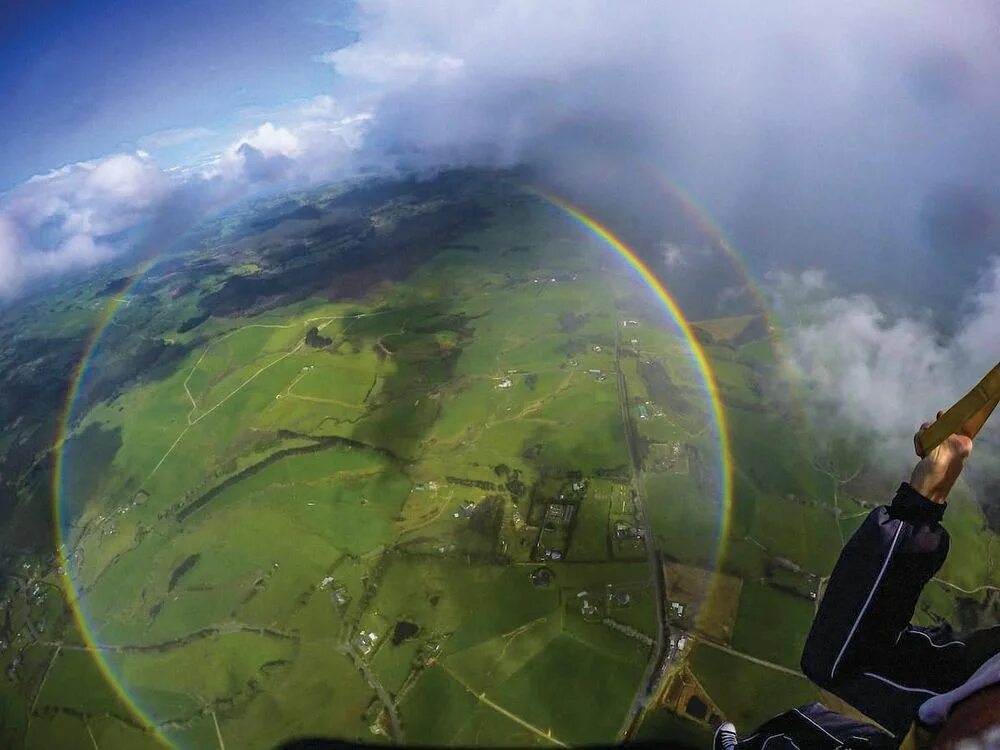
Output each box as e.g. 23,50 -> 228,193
4,0 -> 999,331
776,261 -> 1000,471
328,0 -> 1000,304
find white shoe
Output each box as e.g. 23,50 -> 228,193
713,721 -> 739,750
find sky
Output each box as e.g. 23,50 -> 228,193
0,0 -> 355,186
1,0 -> 999,458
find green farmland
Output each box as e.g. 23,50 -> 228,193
1,171 -> 997,749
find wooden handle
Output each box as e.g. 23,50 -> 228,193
915,361 -> 1000,457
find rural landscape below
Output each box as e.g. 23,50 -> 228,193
0,170 -> 997,748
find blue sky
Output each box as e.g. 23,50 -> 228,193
0,0 -> 355,189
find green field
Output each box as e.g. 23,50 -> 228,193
731,582 -> 815,669
690,644 -> 822,730
0,181 -> 682,747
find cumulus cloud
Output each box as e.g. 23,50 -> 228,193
0,96 -> 369,296
0,152 -> 173,295
209,97 -> 369,184
0,217 -> 27,297
776,259 -> 1000,469
13,153 -> 170,234
214,123 -> 302,183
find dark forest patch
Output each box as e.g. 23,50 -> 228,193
97,277 -> 131,297
0,335 -> 89,494
178,312 -> 210,333
198,197 -> 490,317
638,359 -> 693,418
468,496 -> 504,538
305,326 -> 332,348
168,554 -> 201,592
979,479 -> 1000,535
521,443 -> 544,461
559,312 -> 589,334
954,593 -> 1000,633
250,203 -> 323,232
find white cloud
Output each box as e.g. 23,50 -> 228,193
5,1 -> 1000,303
661,242 -> 687,269
209,106 -> 366,185
323,0 -> 1000,294
11,152 -> 170,237
87,153 -> 170,207
0,157 -> 142,297
238,122 -> 301,159
24,233 -> 115,276
0,93 -> 377,296
777,258 -> 1000,466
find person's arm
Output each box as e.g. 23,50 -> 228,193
799,427 -> 973,736
800,482 -> 950,682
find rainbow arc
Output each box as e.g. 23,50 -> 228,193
49,187 -> 774,743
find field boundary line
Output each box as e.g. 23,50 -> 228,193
155,310 -> 390,475
41,621 -> 298,654
698,639 -> 803,678
440,664 -> 568,747
29,644 -> 61,714
933,577 -> 1000,595
212,710 -> 226,750
151,338 -> 306,477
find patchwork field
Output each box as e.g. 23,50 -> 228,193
1,172 -> 997,749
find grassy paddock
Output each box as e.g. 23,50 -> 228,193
690,643 -> 820,730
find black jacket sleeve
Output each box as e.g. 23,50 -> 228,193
799,483 -> 967,736
802,483 -> 949,681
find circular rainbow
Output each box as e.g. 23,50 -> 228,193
50,185 -> 751,744
51,257 -> 171,745
540,192 -> 734,556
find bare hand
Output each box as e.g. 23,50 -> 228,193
911,412 -> 973,503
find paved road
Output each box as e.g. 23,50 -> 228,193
341,642 -> 405,743
614,326 -> 670,741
